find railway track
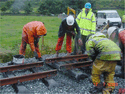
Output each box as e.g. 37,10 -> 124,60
0,61 -> 58,93
0,54 -> 124,94
0,54 -> 94,93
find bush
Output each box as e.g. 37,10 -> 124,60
0,1 -> 14,13
1,6 -> 7,12
10,6 -> 20,14
24,3 -> 33,15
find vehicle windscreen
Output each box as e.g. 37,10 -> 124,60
106,13 -> 120,18
97,13 -> 105,18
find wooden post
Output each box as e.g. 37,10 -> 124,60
41,36 -> 44,50
101,23 -> 109,33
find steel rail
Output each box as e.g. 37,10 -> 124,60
0,61 -> 44,73
45,54 -> 88,63
60,61 -> 93,70
0,69 -> 57,86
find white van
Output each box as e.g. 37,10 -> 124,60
96,10 -> 122,28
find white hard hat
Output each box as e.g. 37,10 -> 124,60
66,15 -> 74,26
107,26 -> 117,38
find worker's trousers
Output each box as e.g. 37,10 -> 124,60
72,35 -> 87,55
91,59 -> 117,92
81,35 -> 87,54
19,37 -> 41,58
123,22 -> 125,28
55,33 -> 72,53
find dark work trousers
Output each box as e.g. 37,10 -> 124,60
123,22 -> 125,28
81,35 -> 87,54
72,35 -> 87,55
72,34 -> 80,55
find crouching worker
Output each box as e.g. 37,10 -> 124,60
19,21 -> 47,61
55,15 -> 82,57
86,32 -> 121,94
107,27 -> 125,79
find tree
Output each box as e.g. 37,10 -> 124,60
38,0 -> 66,15
24,3 -> 33,14
10,6 -> 20,14
0,0 -> 14,13
1,6 -> 7,13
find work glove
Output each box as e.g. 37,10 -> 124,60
43,33 -> 47,36
38,57 -> 43,61
34,38 -> 39,43
71,31 -> 76,39
78,38 -> 83,46
34,51 -> 38,59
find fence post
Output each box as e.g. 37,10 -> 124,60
41,36 -> 44,51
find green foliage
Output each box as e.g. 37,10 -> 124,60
0,0 -> 124,15
38,0 -> 66,15
10,6 -> 20,14
0,53 -> 14,63
0,0 -> 14,12
24,3 -> 33,14
1,6 -> 7,12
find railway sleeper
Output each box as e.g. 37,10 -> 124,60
2,70 -> 31,94
67,69 -> 89,81
46,60 -> 92,81
29,67 -> 59,88
0,62 -> 58,93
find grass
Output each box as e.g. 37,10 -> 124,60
0,15 -> 74,62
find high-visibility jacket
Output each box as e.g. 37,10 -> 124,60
122,15 -> 125,23
76,8 -> 96,36
22,21 -> 47,52
86,32 -> 121,60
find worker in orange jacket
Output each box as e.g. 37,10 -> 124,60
19,21 -> 47,61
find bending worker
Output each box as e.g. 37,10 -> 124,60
55,15 -> 82,57
85,32 -> 121,94
19,21 -> 47,61
74,2 -> 96,54
107,27 -> 125,79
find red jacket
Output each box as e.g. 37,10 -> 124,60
119,29 -> 125,52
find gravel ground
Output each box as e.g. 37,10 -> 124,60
0,53 -> 125,94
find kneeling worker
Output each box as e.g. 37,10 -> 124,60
19,21 -> 47,61
86,32 -> 121,94
107,27 -> 125,79
55,15 -> 82,57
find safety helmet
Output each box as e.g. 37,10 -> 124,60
107,26 -> 117,38
85,2 -> 91,9
66,15 -> 74,26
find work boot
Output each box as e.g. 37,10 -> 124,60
67,52 -> 70,56
56,51 -> 59,57
102,88 -> 112,94
70,52 -> 75,55
89,82 -> 104,94
38,57 -> 43,61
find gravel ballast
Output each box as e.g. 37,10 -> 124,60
0,53 -> 125,94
